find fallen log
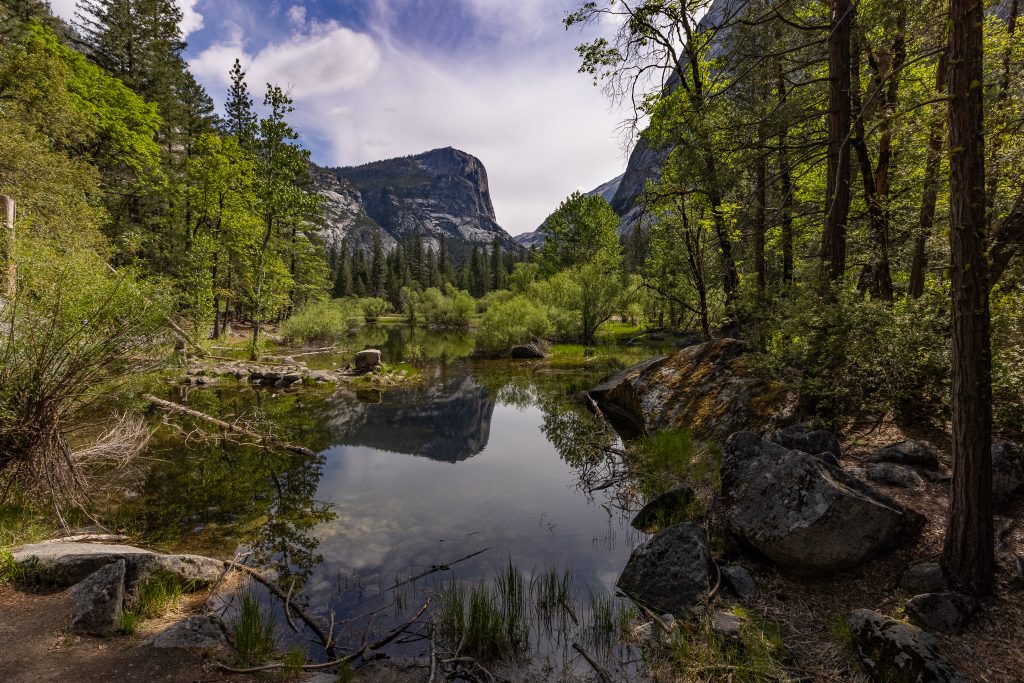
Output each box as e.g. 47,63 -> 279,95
144,394 -> 316,457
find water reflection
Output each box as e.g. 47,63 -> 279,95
325,366 -> 495,462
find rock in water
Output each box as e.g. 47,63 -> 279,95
722,432 -> 925,575
992,440 -> 1024,507
615,522 -> 711,616
866,462 -> 924,489
900,562 -> 948,595
588,339 -> 787,442
849,609 -> 966,682
631,484 -> 696,533
149,615 -> 227,649
868,440 -> 940,471
905,593 -> 979,634
70,559 -> 125,636
355,349 -> 382,372
509,343 -> 547,359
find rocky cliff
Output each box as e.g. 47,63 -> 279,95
314,147 -> 516,256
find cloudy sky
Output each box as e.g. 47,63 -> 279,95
48,0 -> 631,235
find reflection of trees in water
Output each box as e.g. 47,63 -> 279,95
126,386 -> 336,594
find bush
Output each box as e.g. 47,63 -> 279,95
280,299 -> 360,345
420,288 -> 475,328
477,295 -> 554,353
359,297 -> 391,322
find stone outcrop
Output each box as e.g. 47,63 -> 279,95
588,339 -> 788,442
616,522 -> 711,616
721,432 -> 925,575
12,541 -> 223,593
766,423 -> 842,464
848,609 -> 966,682
319,148 -> 517,257
69,560 -> 126,636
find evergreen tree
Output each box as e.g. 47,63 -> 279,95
370,232 -> 386,296
491,236 -> 505,291
333,241 -> 352,297
225,58 -> 257,148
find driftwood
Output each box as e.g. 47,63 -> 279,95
144,394 -> 316,457
384,547 -> 490,591
572,642 -> 613,683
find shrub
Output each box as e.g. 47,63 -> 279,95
992,286 -> 1024,431
477,295 -> 553,353
420,288 -> 475,328
359,297 -> 391,322
280,299 -> 357,345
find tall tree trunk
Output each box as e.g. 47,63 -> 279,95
777,66 -> 794,285
822,0 -> 853,284
942,0 -> 994,595
754,153 -> 767,292
909,51 -> 948,298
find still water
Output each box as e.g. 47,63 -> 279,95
130,326 -> 669,674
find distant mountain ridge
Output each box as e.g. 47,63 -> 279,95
313,147 -> 517,258
512,173 -> 625,248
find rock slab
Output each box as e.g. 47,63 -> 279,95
866,462 -> 924,489
722,432 -> 925,575
69,559 -> 125,636
615,522 -> 711,616
868,440 -> 940,471
849,609 -> 966,682
149,615 -> 227,649
767,423 -> 842,463
905,592 -> 978,634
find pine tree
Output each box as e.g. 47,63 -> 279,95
370,232 -> 385,296
225,58 -> 257,148
491,236 -> 505,291
333,241 -> 352,297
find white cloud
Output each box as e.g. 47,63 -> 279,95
192,2 -> 628,235
48,0 -> 204,37
287,4 -> 306,28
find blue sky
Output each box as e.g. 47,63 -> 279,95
49,0 -> 630,234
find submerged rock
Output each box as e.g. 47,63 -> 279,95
868,440 -> 940,471
588,339 -> 787,442
866,462 -> 924,489
905,592 -> 979,634
849,609 -> 966,682
722,432 -> 925,575
616,522 -> 711,616
70,559 -> 125,636
631,484 -> 696,533
992,440 -> 1024,507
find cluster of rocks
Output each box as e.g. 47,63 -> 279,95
12,539 -> 226,645
607,399 -> 1024,681
181,348 -> 393,388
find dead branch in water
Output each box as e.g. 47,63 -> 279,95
144,394 -> 315,457
572,642 -> 613,683
384,547 -> 490,591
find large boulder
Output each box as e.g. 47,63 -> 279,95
866,462 -> 924,489
588,339 -> 787,442
509,342 -> 548,359
12,541 -> 223,596
766,423 -> 842,463
615,522 -> 711,616
868,440 -> 941,471
355,349 -> 382,372
69,559 -> 125,636
900,562 -> 948,595
849,609 -> 966,682
992,440 -> 1024,507
722,432 -> 925,575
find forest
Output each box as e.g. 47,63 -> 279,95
0,0 -> 1022,681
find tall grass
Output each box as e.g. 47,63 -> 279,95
233,594 -> 276,666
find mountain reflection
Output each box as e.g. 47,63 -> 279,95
326,368 -> 495,462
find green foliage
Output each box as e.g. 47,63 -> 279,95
537,192 -> 621,275
281,299 -> 361,345
417,287 -> 475,327
992,287 -> 1024,431
233,594 -> 276,666
437,561 -> 529,661
117,609 -> 139,635
477,295 -> 554,353
359,296 -> 391,322
136,571 -> 189,617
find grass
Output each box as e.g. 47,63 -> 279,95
436,561 -> 530,662
118,609 -> 140,635
629,428 -> 722,504
0,550 -> 27,585
136,571 -> 190,617
233,593 -> 276,666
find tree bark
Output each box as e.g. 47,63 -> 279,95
942,0 -> 994,595
821,0 -> 853,285
777,66 -> 794,285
